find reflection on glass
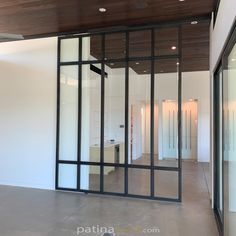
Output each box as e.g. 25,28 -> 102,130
154,170 -> 178,198
60,38 -> 79,62
104,63 -> 125,164
154,59 -> 179,167
58,164 -> 77,189
59,66 -> 78,161
129,30 -> 151,58
155,27 -> 178,56
104,167 -> 124,193
128,169 -> 150,196
224,43 -> 236,236
128,61 -> 151,165
81,64 -> 101,162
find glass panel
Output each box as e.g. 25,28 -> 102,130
104,167 -> 124,193
81,64 -> 101,162
154,59 -> 179,167
129,30 -> 151,58
104,62 -> 125,164
59,66 -> 78,161
58,164 -> 77,189
128,61 -> 151,166
155,27 -> 179,56
83,35 -> 102,61
224,42 -> 236,236
80,165 -> 100,191
154,170 -> 178,198
60,38 -> 79,62
105,33 -> 126,60
128,168 -> 150,196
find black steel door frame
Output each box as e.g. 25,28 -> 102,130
213,65 -> 224,235
54,19 -> 208,202
213,18 -> 236,236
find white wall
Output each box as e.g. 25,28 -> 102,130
210,0 -> 236,205
0,36 -> 211,191
211,0 -> 236,70
0,37 -> 57,190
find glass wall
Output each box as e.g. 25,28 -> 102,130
56,25 -> 182,201
215,26 -> 236,236
223,37 -> 236,236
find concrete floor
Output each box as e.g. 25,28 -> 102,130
0,161 -> 219,236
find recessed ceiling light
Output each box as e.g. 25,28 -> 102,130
104,57 -> 107,60
143,70 -> 147,73
232,58 -> 236,62
99,7 -> 107,12
179,0 -> 185,2
110,63 -> 115,66
176,62 -> 180,65
191,21 -> 198,25
160,70 -> 164,73
136,62 -> 140,65
171,46 -> 177,50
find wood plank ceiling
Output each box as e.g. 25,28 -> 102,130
0,0 -> 214,72
91,21 -> 210,73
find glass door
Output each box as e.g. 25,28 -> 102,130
222,28 -> 236,236
56,25 -> 182,202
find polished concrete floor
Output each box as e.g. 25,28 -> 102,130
0,161 -> 218,236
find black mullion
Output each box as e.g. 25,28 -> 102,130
221,64 -> 225,235
125,31 -> 129,195
178,26 -> 183,202
150,29 -> 155,197
59,54 -> 179,66
100,34 -> 105,193
77,37 -> 82,191
59,160 -> 180,171
55,38 -> 61,189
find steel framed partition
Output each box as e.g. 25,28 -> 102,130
55,23 -> 183,202
213,19 -> 236,236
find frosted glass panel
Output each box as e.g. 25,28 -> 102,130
60,38 -> 79,62
59,66 -> 78,161
58,164 -> 77,189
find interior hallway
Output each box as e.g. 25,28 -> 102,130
0,161 -> 218,236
